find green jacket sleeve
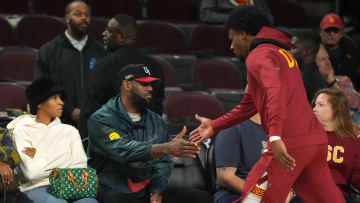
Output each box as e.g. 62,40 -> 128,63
88,116 -> 153,163
148,122 -> 172,192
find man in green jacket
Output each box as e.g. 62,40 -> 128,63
87,64 -> 201,203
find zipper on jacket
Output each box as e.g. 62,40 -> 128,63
80,51 -> 84,90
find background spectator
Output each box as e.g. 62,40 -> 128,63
33,0 -> 106,127
309,88 -> 360,203
292,33 -> 326,102
199,0 -> 273,24
316,45 -> 360,112
319,13 -> 360,90
214,113 -> 268,203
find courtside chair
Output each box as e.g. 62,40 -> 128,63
189,25 -> 233,57
137,21 -> 187,55
0,83 -> 27,111
0,47 -> 38,82
165,91 -> 224,122
0,17 -> 15,46
16,15 -> 66,49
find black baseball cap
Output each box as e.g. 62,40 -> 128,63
118,64 -> 160,83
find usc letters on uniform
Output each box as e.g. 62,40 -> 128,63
326,131 -> 360,196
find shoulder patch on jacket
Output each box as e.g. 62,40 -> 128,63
109,132 -> 120,140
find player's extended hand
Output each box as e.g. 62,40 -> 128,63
270,140 -> 296,170
189,114 -> 215,144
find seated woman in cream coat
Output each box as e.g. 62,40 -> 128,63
7,77 -> 97,203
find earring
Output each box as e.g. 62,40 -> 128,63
38,105 -> 41,108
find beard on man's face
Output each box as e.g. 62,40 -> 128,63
69,18 -> 88,38
130,90 -> 150,111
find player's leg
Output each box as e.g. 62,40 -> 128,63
293,144 -> 345,203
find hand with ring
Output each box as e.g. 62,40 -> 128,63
0,160 -> 14,184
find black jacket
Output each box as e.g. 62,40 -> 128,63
33,32 -> 106,125
78,44 -> 164,138
300,62 -> 327,103
327,36 -> 360,90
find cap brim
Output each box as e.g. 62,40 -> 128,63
134,77 -> 160,82
321,24 -> 343,30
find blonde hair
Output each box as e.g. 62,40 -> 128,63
312,88 -> 358,138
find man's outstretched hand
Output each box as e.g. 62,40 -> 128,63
150,126 -> 200,159
189,114 -> 215,144
173,126 -> 187,161
271,139 -> 296,170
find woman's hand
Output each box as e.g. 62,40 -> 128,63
0,160 -> 14,184
22,147 -> 36,159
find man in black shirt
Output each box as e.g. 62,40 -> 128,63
33,0 -> 106,126
78,14 -> 164,138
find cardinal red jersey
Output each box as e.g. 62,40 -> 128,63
212,27 -> 327,150
327,131 -> 360,195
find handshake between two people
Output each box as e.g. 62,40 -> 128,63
165,114 -> 215,160
166,126 -> 200,160
152,114 -> 215,160
150,125 -> 201,160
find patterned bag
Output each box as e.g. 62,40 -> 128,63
48,168 -> 97,200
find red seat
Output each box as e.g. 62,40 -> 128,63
137,21 -> 187,54
0,0 -> 28,14
268,0 -> 308,27
166,91 -> 224,122
16,15 -> 66,49
0,17 -> 14,46
147,0 -> 195,21
192,58 -> 243,90
0,47 -> 38,81
189,25 -> 233,57
0,83 -> 27,111
35,0 -> 72,16
91,0 -> 142,19
151,55 -> 177,87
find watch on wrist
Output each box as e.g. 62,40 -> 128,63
328,77 -> 338,87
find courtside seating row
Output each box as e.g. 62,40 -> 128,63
0,43 -> 246,112
1,9 -> 310,54
0,45 -> 246,112
0,0 -> 199,21
0,45 -> 247,88
0,15 -> 234,56
0,0 -> 309,26
0,81 -> 236,195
